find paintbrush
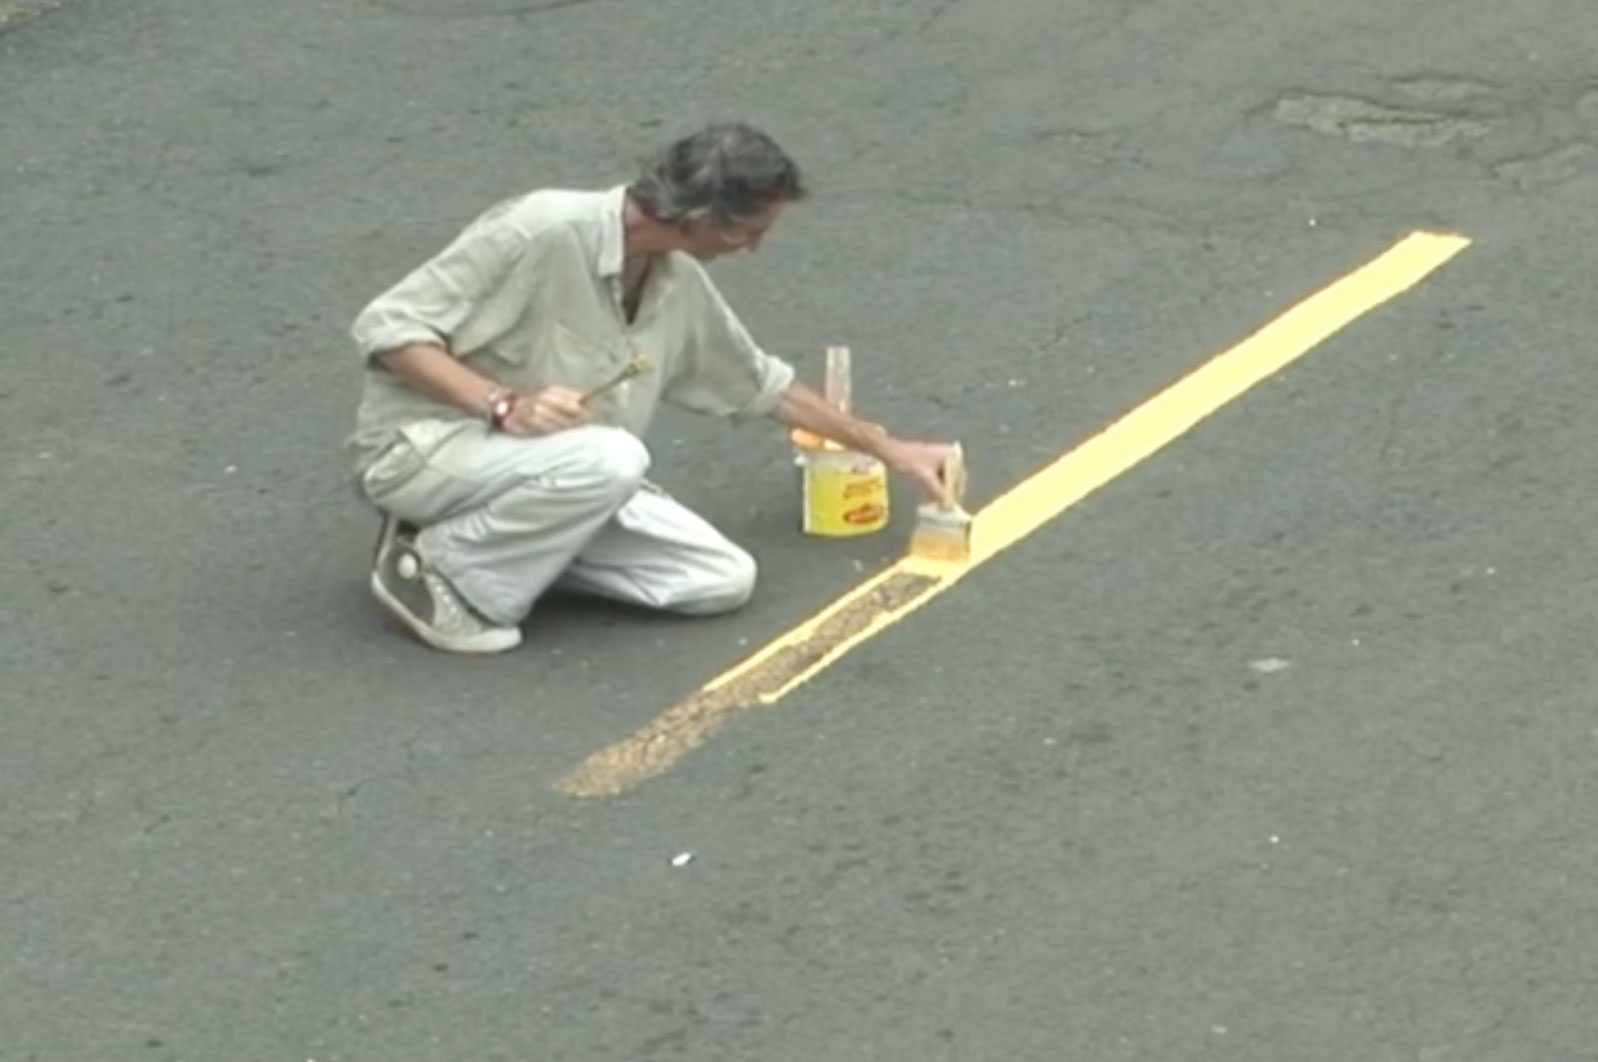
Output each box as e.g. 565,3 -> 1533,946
908,442 -> 973,563
581,352 -> 654,406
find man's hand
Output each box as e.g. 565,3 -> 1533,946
501,387 -> 593,436
770,381 -> 961,504
876,438 -> 960,506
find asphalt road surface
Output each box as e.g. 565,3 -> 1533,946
6,1 -> 1598,1059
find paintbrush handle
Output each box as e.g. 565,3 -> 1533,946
581,355 -> 652,406
938,443 -> 968,508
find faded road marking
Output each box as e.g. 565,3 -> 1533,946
555,230 -> 1472,798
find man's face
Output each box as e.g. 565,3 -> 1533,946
683,200 -> 786,260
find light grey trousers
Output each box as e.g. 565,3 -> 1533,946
358,420 -> 757,626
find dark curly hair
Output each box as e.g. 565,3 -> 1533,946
628,121 -> 807,228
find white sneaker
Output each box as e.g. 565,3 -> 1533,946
369,517 -> 522,655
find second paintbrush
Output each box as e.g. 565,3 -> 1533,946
581,353 -> 655,406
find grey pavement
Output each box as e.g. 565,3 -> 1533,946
5,0 -> 1598,1059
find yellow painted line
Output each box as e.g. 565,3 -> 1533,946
555,230 -> 1472,798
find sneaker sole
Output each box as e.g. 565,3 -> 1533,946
369,571 -> 522,655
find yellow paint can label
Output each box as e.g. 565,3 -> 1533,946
794,432 -> 889,537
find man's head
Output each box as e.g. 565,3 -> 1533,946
628,122 -> 807,260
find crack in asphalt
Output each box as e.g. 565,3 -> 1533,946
333,723 -> 428,816
1274,91 -> 1497,148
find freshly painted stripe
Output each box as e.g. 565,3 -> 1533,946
555,230 -> 1472,798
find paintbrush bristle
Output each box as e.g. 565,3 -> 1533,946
906,441 -> 973,562
909,502 -> 973,562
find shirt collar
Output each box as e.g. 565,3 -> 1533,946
596,184 -> 628,279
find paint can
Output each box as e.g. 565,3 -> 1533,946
791,428 -> 889,537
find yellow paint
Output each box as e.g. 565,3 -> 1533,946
555,230 -> 1472,798
970,231 -> 1473,565
704,564 -> 911,699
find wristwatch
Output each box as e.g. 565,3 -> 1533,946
485,388 -> 521,431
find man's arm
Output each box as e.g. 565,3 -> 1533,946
354,209 -> 592,436
769,380 -> 957,505
376,343 -> 504,418
375,342 -> 591,437
658,268 -> 961,501
352,216 -> 528,365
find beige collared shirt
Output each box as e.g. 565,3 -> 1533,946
345,184 -> 795,473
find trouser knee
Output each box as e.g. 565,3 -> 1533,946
581,426 -> 650,499
675,546 -> 758,615
496,426 -> 650,518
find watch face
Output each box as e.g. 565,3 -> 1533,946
491,394 -> 515,426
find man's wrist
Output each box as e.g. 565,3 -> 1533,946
834,417 -> 892,459
861,431 -> 903,469
819,418 -> 895,462
484,387 -> 521,431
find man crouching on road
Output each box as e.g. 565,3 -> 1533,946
345,121 -> 956,654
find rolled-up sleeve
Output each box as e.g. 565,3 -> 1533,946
350,214 -> 535,361
665,268 -> 795,419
